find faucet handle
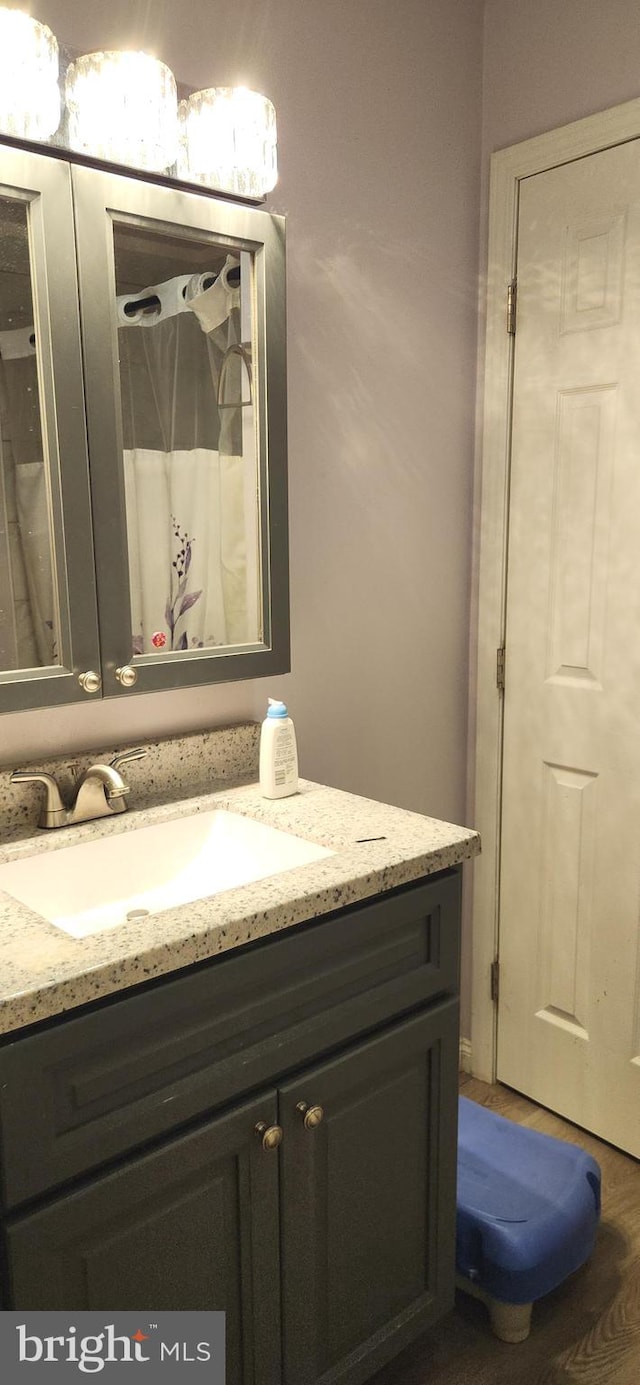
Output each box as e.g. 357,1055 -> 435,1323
109,747 -> 147,774
10,771 -> 67,829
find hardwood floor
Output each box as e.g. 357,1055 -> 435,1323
371,1077 -> 640,1385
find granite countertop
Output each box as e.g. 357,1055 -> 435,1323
0,776 -> 480,1036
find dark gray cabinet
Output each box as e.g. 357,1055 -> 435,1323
280,1003 -> 458,1385
6,1090 -> 282,1385
0,871 -> 462,1385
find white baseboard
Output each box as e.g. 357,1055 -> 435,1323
459,1036 -> 473,1074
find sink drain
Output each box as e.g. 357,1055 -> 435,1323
126,908 -> 150,923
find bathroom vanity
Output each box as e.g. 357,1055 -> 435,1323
0,733 -> 479,1385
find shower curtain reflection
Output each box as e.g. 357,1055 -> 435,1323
118,256 -> 257,655
0,251 -> 258,674
0,349 -> 57,670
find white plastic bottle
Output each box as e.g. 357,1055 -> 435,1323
259,698 -> 299,798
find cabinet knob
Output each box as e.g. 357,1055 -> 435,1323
115,665 -> 138,688
78,670 -> 102,694
296,1101 -> 324,1130
255,1121 -> 283,1151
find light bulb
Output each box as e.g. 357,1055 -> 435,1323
179,86 -> 277,197
65,51 -> 179,173
0,8 -> 60,141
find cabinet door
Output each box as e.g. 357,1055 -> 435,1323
71,164 -> 288,697
0,145 -> 100,711
279,1000 -> 459,1385
6,1091 -> 282,1385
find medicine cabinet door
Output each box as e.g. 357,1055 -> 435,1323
0,146 -> 100,712
71,166 -> 289,699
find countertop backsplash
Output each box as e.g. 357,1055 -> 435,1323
0,721 -> 260,840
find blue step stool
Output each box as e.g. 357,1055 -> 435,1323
456,1097 -> 601,1341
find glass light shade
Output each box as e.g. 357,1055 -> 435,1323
65,51 -> 178,173
179,86 -> 277,197
0,8 -> 60,141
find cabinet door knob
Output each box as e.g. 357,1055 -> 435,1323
78,670 -> 102,694
115,665 -> 138,688
296,1101 -> 324,1130
255,1121 -> 283,1151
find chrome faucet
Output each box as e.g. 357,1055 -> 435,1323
10,748 -> 147,829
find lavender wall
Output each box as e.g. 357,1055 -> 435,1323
483,0 -> 640,157
0,0 -> 483,834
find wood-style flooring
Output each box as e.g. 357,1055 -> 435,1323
371,1077 -> 640,1385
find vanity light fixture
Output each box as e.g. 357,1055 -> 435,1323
64,50 -> 179,173
179,86 -> 278,197
0,20 -> 277,201
0,7 -> 60,141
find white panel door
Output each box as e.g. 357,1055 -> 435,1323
498,141 -> 640,1156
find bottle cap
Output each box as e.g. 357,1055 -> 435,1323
267,698 -> 288,718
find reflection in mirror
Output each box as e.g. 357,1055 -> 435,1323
113,221 -> 261,657
0,196 -> 58,671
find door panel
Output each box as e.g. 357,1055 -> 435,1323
6,1091 -> 282,1385
279,1001 -> 458,1385
499,140 -> 640,1156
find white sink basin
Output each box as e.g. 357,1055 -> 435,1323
0,809 -> 334,938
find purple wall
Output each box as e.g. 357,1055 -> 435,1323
483,0 -> 640,157
1,0 -> 484,835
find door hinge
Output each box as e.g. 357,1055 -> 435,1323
496,644 -> 506,694
490,958 -> 500,1004
507,278 -> 517,335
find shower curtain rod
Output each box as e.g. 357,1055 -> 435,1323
120,262 -> 241,319
0,262 -> 242,358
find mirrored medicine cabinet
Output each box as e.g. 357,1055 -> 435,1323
0,139 -> 288,712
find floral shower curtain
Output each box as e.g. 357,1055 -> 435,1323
124,447 -> 247,652
0,255 -> 253,670
119,256 -> 253,655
